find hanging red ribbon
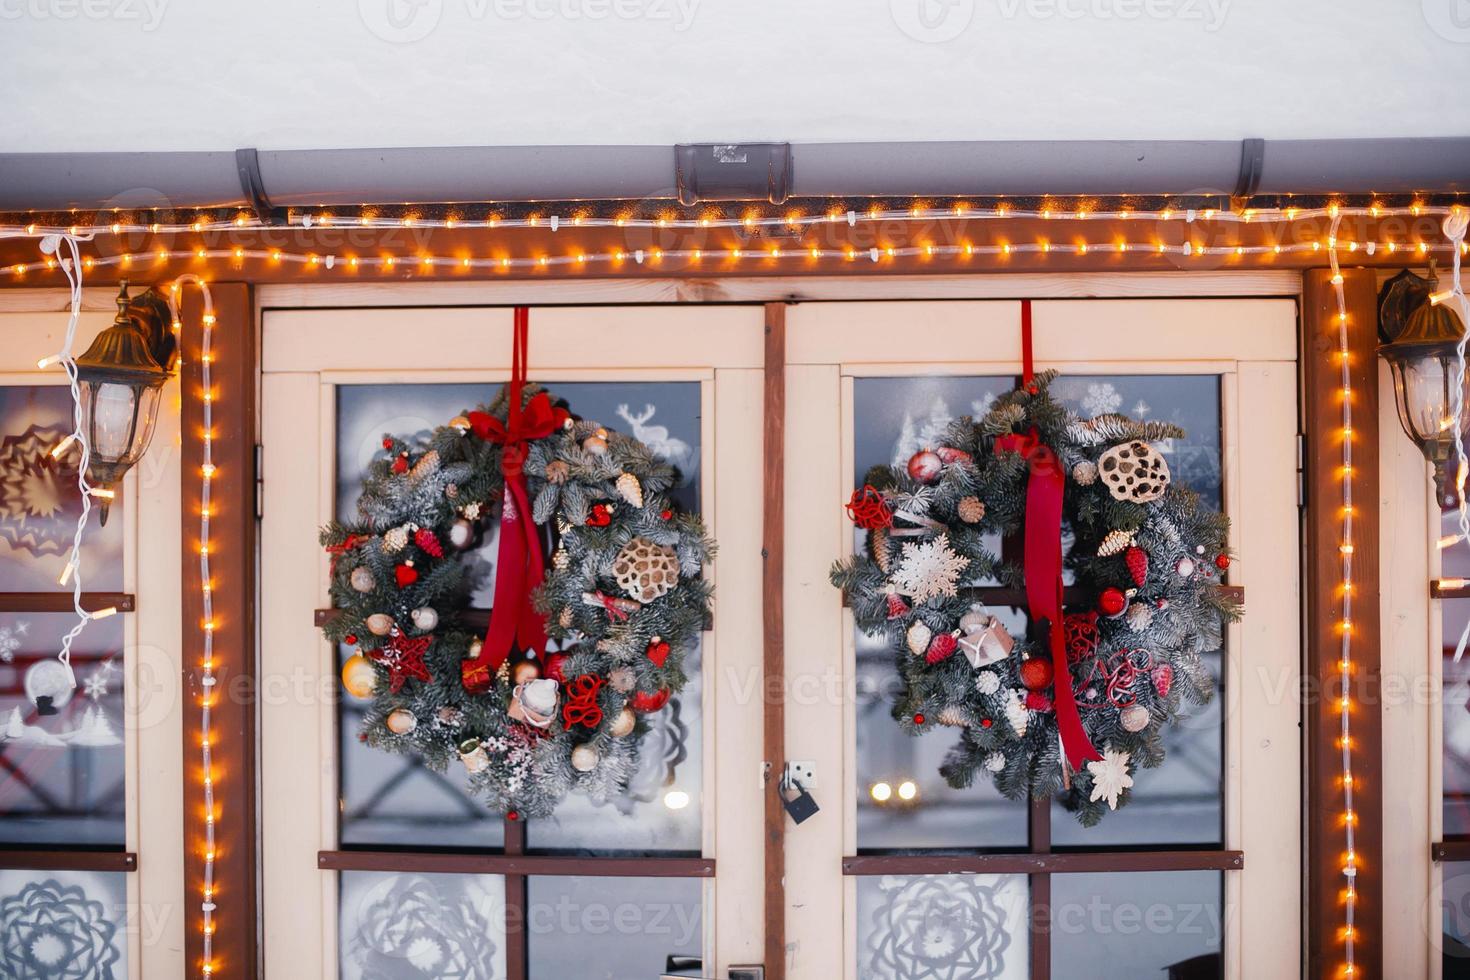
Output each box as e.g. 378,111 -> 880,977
999,302 -> 1101,771
462,307 -> 569,693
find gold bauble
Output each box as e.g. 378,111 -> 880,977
386,708 -> 418,734
512,660 -> 541,684
341,654 -> 377,699
366,613 -> 394,636
349,566 -> 376,593
571,744 -> 600,772
609,707 -> 636,738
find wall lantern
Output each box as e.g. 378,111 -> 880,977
1378,264 -> 1470,507
73,280 -> 177,523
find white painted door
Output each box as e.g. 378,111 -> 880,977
258,303 -> 767,979
780,299 -> 1301,980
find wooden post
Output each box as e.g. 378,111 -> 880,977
762,301 -> 787,980
1303,268 -> 1382,980
180,283 -> 259,979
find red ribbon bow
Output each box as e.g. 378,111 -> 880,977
462,307 -> 568,694
562,673 -> 606,729
995,425 -> 1101,770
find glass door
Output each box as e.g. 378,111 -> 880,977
259,303 -> 767,979
781,298 -> 1302,980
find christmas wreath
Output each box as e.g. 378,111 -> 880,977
832,371 -> 1239,825
321,381 -> 714,819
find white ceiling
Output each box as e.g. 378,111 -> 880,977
1,0 -> 1467,153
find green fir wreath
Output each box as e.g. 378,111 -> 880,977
831,372 -> 1240,825
321,383 -> 714,819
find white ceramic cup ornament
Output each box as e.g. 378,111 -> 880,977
459,738 -> 490,774
510,678 -> 559,728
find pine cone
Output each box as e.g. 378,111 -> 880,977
957,496 -> 986,524
937,704 -> 974,727
545,461 -> 570,484
1097,528 -> 1133,557
871,528 -> 892,573
382,525 -> 410,554
1072,460 -> 1098,485
1124,546 -> 1149,586
616,472 -> 644,508
1126,602 -> 1154,631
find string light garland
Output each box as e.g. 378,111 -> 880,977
0,238 -> 1465,280
2,230 -> 112,689
1325,216 -> 1359,978
166,275 -> 220,979
0,201 -> 1459,238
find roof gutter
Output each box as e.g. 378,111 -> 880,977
0,137 -> 1466,212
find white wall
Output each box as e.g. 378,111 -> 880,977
0,0 -> 1467,153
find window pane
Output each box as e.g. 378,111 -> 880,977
1441,861 -> 1470,968
1051,871 -> 1223,980
526,875 -> 702,979
1050,376 -> 1224,846
0,613 -> 125,846
335,382 -> 703,850
0,385 -> 123,592
856,873 -> 1029,978
339,870 -> 506,979
853,377 -> 1027,850
1442,520 -> 1470,836
0,869 -> 129,977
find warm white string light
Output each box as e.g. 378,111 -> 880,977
0,202 -> 1457,238
1326,215 -> 1358,978
0,238 -> 1464,280
1437,212 -> 1470,664
166,276 -> 219,978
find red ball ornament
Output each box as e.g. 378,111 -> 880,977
1025,690 -> 1054,712
344,634 -> 358,645
1098,586 -> 1127,618
935,446 -> 972,466
1214,553 -> 1231,570
631,688 -> 671,713
586,503 -> 613,527
381,437 -> 394,450
907,450 -> 943,484
1018,656 -> 1054,691
980,718 -> 993,729
507,810 -> 520,822
660,508 -> 673,520
912,713 -> 926,725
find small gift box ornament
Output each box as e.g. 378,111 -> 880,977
509,678 -> 560,728
957,604 -> 1014,668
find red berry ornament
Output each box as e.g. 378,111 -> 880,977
1124,546 -> 1149,587
586,503 -> 613,527
907,450 -> 943,484
344,634 -> 358,645
1098,586 -> 1127,618
980,718 -> 993,728
381,437 -> 394,450
1214,553 -> 1230,571
391,452 -> 409,474
1019,656 -> 1054,691
913,713 -> 926,725
1025,690 -> 1053,712
660,508 -> 673,520
507,809 -> 520,822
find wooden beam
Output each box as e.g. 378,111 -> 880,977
180,283 -> 259,980
317,849 -> 715,877
1302,268 -> 1382,980
842,849 -> 1244,875
0,592 -> 134,613
762,301 -> 787,980
0,849 -> 137,872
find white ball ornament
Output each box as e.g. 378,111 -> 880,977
448,518 -> 475,551
386,708 -> 418,734
571,744 -> 600,772
1175,556 -> 1196,579
410,607 -> 439,631
349,566 -> 376,593
366,613 -> 394,636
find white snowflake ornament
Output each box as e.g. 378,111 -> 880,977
1086,747 -> 1134,810
890,533 -> 968,605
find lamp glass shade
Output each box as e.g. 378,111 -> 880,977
1384,344 -> 1470,506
